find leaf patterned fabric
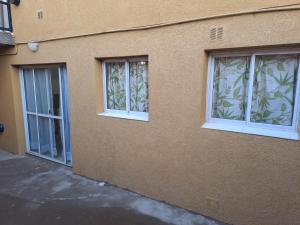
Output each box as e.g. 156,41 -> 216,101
106,62 -> 126,110
251,54 -> 298,126
129,61 -> 148,112
212,56 -> 250,120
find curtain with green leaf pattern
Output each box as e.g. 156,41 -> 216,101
106,62 -> 126,110
129,61 -> 148,112
251,54 -> 298,126
212,57 -> 250,120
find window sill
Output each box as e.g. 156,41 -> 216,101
99,111 -> 149,122
202,121 -> 299,140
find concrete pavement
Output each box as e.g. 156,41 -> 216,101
0,150 -> 227,225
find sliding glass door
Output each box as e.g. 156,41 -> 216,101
20,65 -> 71,165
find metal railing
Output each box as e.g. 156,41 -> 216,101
0,0 -> 12,32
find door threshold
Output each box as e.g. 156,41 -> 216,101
26,151 -> 72,167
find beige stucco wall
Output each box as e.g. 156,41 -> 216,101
0,58 -> 17,153
1,1 -> 300,225
11,0 -> 300,43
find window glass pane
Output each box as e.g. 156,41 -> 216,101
23,69 -> 36,112
251,54 -> 298,126
106,62 -> 126,110
48,67 -> 61,116
0,3 -> 8,29
129,61 -> 148,112
212,56 -> 250,120
35,69 -> 49,115
0,4 -> 3,28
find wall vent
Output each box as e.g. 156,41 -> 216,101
217,27 -> 223,40
210,28 -> 217,40
210,27 -> 223,41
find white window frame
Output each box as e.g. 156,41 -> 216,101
100,57 -> 149,121
203,50 -> 300,140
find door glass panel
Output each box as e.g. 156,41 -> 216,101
35,69 -> 49,115
27,115 -> 39,153
48,68 -> 61,116
51,119 -> 64,162
38,117 -> 51,157
23,69 -> 36,112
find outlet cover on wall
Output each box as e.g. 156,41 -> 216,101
206,197 -> 220,212
36,10 -> 44,20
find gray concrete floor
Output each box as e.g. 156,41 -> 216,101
0,150 -> 227,225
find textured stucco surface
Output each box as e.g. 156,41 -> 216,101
11,0 -> 300,43
0,1 -> 300,225
0,58 -> 19,154
0,32 -> 15,46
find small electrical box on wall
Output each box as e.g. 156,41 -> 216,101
0,123 -> 4,134
37,10 -> 43,20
